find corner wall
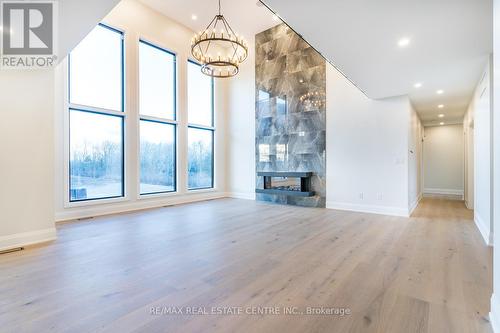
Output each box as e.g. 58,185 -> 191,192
226,37 -> 256,201
490,0 -> 500,329
464,100 -> 475,209
464,59 -> 493,245
325,65 -> 412,217
0,70 -> 56,251
409,105 -> 424,214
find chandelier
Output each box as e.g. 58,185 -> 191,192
191,0 -> 248,78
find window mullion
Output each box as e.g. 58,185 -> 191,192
68,103 -> 125,118
187,123 -> 215,131
140,114 -> 177,125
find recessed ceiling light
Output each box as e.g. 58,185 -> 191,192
398,38 -> 410,47
438,104 -> 444,108
191,14 -> 197,20
414,82 -> 422,88
436,90 -> 444,95
438,114 -> 444,118
440,122 -> 444,125
273,14 -> 280,21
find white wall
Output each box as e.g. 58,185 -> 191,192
54,0 -> 229,221
491,0 -> 500,329
226,38 -> 256,200
408,105 -> 423,213
422,124 -> 464,197
326,65 -> 412,217
465,59 -> 493,245
0,70 -> 56,251
58,0 -> 121,60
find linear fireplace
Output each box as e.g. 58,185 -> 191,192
256,172 -> 315,197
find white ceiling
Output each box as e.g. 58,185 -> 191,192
138,0 -> 492,125
264,0 -> 492,125
138,0 -> 276,41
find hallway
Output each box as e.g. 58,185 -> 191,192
0,198 -> 493,332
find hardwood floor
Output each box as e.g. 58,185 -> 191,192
0,198 -> 492,332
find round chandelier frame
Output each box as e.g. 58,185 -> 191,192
191,0 -> 248,78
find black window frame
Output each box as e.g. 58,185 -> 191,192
138,39 -> 178,195
67,23 -> 126,203
138,118 -> 177,196
68,108 -> 125,202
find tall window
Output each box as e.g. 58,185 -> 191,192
187,61 -> 214,190
68,24 -> 124,202
139,40 -> 177,195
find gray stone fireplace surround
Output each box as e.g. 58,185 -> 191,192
255,24 -> 326,208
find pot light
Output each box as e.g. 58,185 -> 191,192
438,104 -> 444,108
191,14 -> 197,20
414,82 -> 422,88
398,38 -> 410,47
440,122 -> 444,125
438,114 -> 444,118
436,90 -> 444,95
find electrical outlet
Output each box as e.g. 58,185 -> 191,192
359,193 -> 364,200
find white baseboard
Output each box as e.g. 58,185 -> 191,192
326,201 -> 409,217
423,188 -> 464,197
0,228 -> 57,252
474,213 -> 493,246
491,294 -> 500,333
55,192 -> 227,222
226,192 -> 256,200
408,193 -> 422,216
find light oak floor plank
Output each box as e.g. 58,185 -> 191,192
0,198 -> 492,333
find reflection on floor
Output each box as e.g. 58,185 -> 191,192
0,198 -> 492,332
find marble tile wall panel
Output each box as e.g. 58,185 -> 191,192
255,24 -> 326,208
